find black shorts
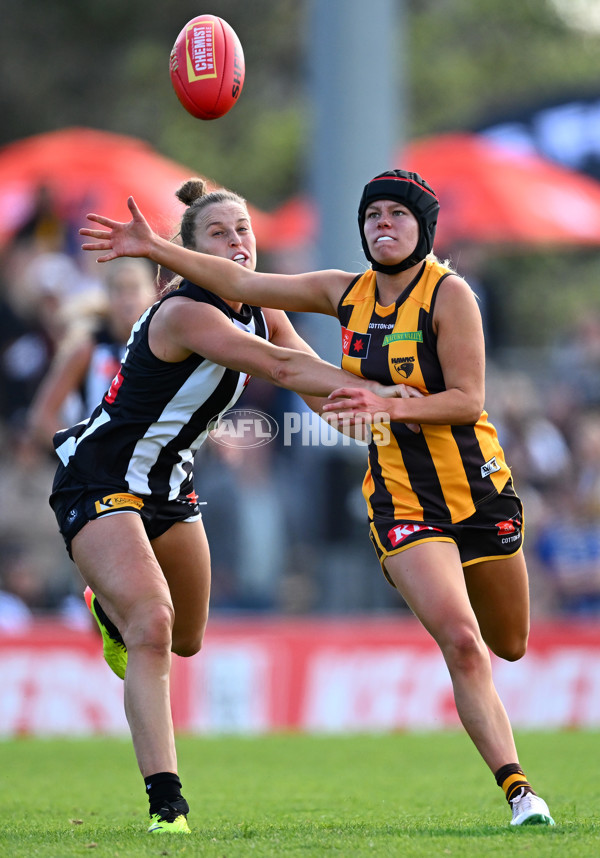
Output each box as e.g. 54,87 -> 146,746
369,481 -> 524,586
49,463 -> 202,559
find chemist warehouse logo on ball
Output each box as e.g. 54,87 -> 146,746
186,20 -> 217,80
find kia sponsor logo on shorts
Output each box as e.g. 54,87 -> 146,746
209,409 -> 278,448
388,522 -> 444,548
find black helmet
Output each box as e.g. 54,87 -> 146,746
357,169 -> 439,273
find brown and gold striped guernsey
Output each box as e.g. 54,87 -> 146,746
337,259 -> 510,524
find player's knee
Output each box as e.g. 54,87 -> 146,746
491,632 -> 528,662
171,606 -> 208,657
124,600 -> 175,652
171,629 -> 204,658
443,625 -> 487,674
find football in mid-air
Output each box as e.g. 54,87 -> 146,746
169,15 -> 245,120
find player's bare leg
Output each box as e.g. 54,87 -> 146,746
384,541 -> 554,824
73,513 -> 177,775
384,541 -> 517,771
464,551 -> 530,661
151,519 -> 211,658
72,514 -> 191,833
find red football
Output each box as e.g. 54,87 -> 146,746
169,15 -> 245,120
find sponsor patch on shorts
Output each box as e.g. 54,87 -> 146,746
94,492 -> 145,515
388,522 -> 444,547
495,514 -> 522,545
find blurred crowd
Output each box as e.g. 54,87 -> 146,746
2,190 -> 600,630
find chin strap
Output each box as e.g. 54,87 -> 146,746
370,253 -> 423,274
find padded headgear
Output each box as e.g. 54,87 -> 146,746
358,169 -> 440,273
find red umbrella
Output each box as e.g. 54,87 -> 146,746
0,127 -> 295,251
244,133 -> 600,256
401,132 -> 600,249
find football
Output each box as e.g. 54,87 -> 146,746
169,15 -> 245,120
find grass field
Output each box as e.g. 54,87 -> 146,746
1,730 -> 598,857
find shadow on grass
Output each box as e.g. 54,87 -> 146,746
195,817 -> 590,842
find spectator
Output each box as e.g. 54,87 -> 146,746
26,258 -> 157,449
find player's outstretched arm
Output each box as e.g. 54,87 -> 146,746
81,197 -> 349,316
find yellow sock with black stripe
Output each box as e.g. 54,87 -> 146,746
494,763 -> 536,805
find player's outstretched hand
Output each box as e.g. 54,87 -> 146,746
79,196 -> 154,263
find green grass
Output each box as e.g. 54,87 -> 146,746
0,731 -> 598,857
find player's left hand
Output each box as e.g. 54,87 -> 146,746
79,196 -> 154,263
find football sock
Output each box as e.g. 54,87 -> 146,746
494,763 -> 536,804
144,772 -> 185,816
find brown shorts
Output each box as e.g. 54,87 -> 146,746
369,481 -> 523,586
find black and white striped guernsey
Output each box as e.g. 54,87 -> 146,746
53,280 -> 268,500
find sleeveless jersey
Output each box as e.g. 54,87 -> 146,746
337,260 -> 511,524
53,280 -> 268,500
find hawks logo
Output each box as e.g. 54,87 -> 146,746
341,326 -> 371,358
388,522 -> 444,547
391,356 -> 415,378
